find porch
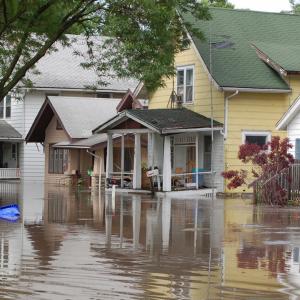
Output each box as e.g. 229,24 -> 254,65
94,108 -> 224,193
0,120 -> 22,180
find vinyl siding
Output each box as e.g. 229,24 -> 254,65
287,111 -> 300,159
22,91 -> 48,181
149,46 -> 225,123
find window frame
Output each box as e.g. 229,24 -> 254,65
242,131 -> 271,146
48,144 -> 69,174
0,95 -> 12,119
176,65 -> 195,104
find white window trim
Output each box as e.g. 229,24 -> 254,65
0,95 -> 11,120
242,131 -> 271,144
176,65 -> 195,104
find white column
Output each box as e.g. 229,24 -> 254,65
133,133 -> 141,189
132,195 -> 141,249
195,133 -> 199,189
163,136 -> 172,192
106,133 -> 113,179
162,196 -> 171,251
147,132 -> 153,169
121,134 -> 125,188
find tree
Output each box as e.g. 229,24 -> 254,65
222,137 -> 295,205
0,0 -> 210,101
204,0 -> 235,9
290,0 -> 300,14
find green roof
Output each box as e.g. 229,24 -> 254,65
94,108 -> 222,134
181,8 -> 300,90
253,41 -> 300,72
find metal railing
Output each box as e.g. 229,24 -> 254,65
0,168 -> 20,179
252,164 -> 300,205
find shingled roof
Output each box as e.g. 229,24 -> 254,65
94,108 -> 222,134
0,120 -> 22,141
181,8 -> 300,91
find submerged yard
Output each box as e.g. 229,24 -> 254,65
0,182 -> 299,299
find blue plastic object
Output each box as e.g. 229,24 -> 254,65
0,204 -> 20,222
192,168 -> 206,187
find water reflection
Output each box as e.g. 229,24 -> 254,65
0,183 -> 300,299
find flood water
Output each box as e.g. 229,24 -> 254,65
0,182 -> 300,299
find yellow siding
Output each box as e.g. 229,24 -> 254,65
149,46 -> 225,123
149,46 -> 300,193
225,93 -> 288,192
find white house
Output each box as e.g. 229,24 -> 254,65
277,96 -> 300,159
0,36 -> 138,182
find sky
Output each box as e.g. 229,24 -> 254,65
230,0 -> 292,12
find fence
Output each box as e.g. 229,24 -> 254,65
252,164 -> 300,205
0,168 -> 20,179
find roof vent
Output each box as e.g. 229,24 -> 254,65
211,40 -> 235,49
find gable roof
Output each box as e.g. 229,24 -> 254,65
24,35 -> 138,92
94,108 -> 222,134
181,8 -> 300,91
26,96 -> 120,142
276,96 -> 300,130
0,120 -> 22,141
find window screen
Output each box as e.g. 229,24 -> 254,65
245,135 -> 267,146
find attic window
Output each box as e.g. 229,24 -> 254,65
176,65 -> 194,103
56,120 -> 63,130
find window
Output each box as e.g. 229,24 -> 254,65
0,95 -> 11,119
48,145 -> 69,174
242,131 -> 271,147
177,66 -> 194,103
204,136 -> 212,170
56,120 -> 63,130
11,144 -> 16,160
97,92 -> 112,98
295,139 -> 300,160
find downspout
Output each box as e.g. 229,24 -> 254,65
221,90 -> 239,140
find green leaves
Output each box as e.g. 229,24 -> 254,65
0,0 -> 210,99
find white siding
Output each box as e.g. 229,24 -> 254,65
287,113 -> 300,158
22,91 -> 47,181
6,95 -> 25,135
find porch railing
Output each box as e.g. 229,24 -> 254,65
252,164 -> 300,205
0,168 -> 20,179
171,171 -> 215,191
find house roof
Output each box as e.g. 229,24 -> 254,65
24,35 -> 138,92
53,134 -> 109,149
276,96 -> 300,130
94,108 -> 223,134
26,96 -> 121,142
181,8 -> 300,91
0,120 -> 22,141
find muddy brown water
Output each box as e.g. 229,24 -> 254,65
0,182 -> 300,299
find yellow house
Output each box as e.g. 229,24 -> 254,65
148,8 -> 300,193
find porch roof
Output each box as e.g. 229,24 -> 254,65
53,133 -> 117,149
94,108 -> 223,134
0,120 -> 22,141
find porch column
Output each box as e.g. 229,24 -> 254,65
121,134 -> 125,188
133,133 -> 141,189
147,132 -> 153,168
106,133 -> 113,179
195,133 -> 199,189
163,136 -> 172,192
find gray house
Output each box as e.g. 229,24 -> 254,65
0,35 -> 138,182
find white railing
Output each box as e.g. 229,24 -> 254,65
0,168 -> 20,179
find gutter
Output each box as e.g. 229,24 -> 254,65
221,90 -> 239,140
222,87 -> 291,94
